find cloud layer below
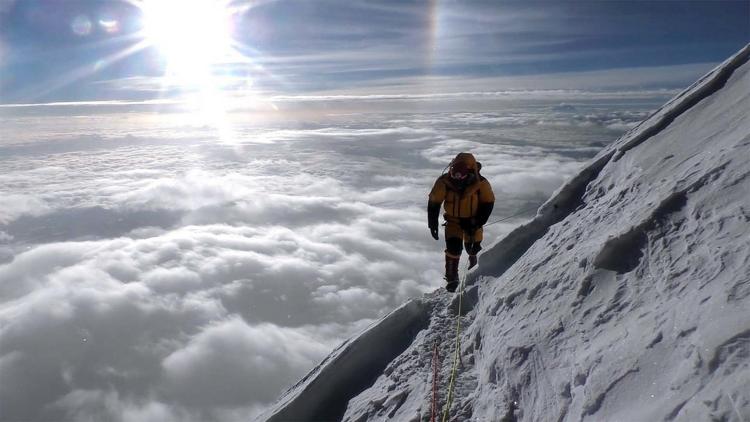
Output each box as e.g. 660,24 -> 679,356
0,98 -> 656,420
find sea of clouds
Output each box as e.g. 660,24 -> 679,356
0,96 -> 661,421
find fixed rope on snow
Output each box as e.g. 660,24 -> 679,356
483,204 -> 540,227
430,340 -> 440,422
441,259 -> 468,422
432,205 -> 539,421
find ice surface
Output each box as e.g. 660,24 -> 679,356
258,43 -> 750,422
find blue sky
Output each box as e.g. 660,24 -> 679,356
0,0 -> 748,104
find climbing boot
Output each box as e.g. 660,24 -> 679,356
468,254 -> 478,270
444,255 -> 460,292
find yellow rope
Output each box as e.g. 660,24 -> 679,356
441,261 -> 467,422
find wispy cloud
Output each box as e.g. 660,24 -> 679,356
0,98 -> 180,108
0,61 -> 712,115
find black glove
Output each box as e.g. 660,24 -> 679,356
460,218 -> 477,234
427,201 -> 441,240
475,202 -> 494,226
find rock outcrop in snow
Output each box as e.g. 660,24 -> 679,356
258,43 -> 750,422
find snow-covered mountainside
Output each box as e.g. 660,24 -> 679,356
258,44 -> 750,422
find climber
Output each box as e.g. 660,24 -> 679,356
428,152 -> 495,292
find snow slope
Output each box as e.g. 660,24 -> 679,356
258,43 -> 750,422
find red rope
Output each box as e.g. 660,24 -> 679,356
431,341 -> 440,422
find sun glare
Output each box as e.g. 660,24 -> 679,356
141,0 -> 235,86
136,0 -> 250,138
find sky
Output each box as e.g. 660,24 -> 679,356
0,1 -> 748,421
0,0 -> 747,106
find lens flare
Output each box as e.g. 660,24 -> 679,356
71,15 -> 93,36
98,19 -> 120,34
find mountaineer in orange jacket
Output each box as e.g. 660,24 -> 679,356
428,152 -> 495,292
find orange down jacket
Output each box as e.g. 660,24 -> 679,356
428,153 -> 495,225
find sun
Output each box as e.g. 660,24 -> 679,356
135,0 -> 252,136
139,0 -> 236,87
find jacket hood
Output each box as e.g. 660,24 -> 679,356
451,152 -> 477,170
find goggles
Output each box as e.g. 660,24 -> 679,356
450,168 -> 472,180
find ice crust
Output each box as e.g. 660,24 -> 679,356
258,43 -> 750,422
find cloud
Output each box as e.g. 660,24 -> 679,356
0,228 -> 366,420
160,317 -> 331,406
0,63 -> 706,116
0,104 -> 648,419
0,231 -> 12,243
312,286 -> 388,320
267,88 -> 682,103
50,390 -> 178,422
308,62 -> 714,98
0,98 -> 180,108
0,193 -> 50,224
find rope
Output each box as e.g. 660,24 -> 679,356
483,204 -> 541,227
430,340 -> 440,422
432,204 -> 540,421
441,260 -> 468,422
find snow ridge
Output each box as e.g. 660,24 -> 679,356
611,43 -> 750,161
261,300 -> 430,421
473,42 -> 750,285
258,43 -> 750,422
469,150 -> 613,283
465,43 -> 750,422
